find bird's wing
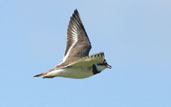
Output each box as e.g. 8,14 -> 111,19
64,53 -> 105,68
63,9 -> 92,62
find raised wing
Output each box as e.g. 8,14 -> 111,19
63,9 -> 92,62
64,53 -> 105,68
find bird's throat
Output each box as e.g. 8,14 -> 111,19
92,64 -> 100,74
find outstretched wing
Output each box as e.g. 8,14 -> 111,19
63,9 -> 92,62
64,53 -> 105,68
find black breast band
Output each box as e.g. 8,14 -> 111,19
92,64 -> 100,74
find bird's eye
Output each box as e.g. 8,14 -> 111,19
103,59 -> 107,63
97,59 -> 108,66
97,63 -> 104,65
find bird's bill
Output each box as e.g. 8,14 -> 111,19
106,64 -> 112,69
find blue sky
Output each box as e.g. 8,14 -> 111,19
0,0 -> 171,107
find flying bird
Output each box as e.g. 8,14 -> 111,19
34,9 -> 111,79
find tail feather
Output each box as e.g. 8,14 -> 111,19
43,76 -> 56,78
33,72 -> 48,77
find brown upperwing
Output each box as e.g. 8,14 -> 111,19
63,9 -> 92,62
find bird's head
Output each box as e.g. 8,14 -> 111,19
95,59 -> 111,71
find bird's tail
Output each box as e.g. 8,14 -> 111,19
33,72 -> 48,78
33,70 -> 56,78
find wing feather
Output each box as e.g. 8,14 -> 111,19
63,9 -> 91,62
64,53 -> 104,68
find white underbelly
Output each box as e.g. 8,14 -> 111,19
46,67 -> 93,79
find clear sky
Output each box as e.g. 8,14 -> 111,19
0,0 -> 170,107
